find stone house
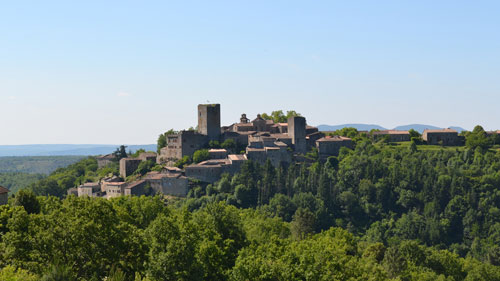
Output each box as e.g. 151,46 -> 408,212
77,182 -> 102,197
102,182 -> 127,199
423,129 -> 462,146
124,180 -> 149,196
144,172 -> 189,197
0,186 -> 9,205
185,154 -> 248,183
208,149 -> 228,159
316,136 -> 353,159
96,154 -> 115,169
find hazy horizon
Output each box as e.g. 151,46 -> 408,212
2,1 -> 499,145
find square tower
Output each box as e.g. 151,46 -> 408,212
198,104 -> 221,141
288,116 -> 307,153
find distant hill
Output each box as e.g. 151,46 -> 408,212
449,126 -> 467,133
318,124 -> 387,132
0,144 -> 157,157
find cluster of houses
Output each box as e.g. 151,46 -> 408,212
372,128 -> 465,146
73,104 -> 478,199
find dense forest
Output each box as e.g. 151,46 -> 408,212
0,156 -> 85,174
2,126 -> 500,280
0,156 -> 86,194
0,173 -> 45,194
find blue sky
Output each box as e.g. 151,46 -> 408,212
1,0 -> 499,144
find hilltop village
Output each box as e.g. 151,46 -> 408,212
68,103 -> 473,200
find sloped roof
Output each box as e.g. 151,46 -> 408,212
372,130 -> 410,135
423,128 -> 457,134
0,186 -> 9,194
316,136 -> 352,142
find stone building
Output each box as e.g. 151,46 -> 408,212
198,104 -> 221,141
307,131 -> 325,148
0,186 -> 9,205
316,136 -> 353,159
158,104 -> 220,163
138,152 -> 157,162
288,116 -> 307,153
185,159 -> 228,183
423,129 -> 462,146
102,182 -> 127,199
144,171 -> 189,197
209,149 -> 228,159
159,130 -> 208,162
158,104 -> 319,172
96,154 -> 115,169
124,180 -> 149,196
246,134 -> 291,167
372,130 -> 411,142
185,154 -> 248,183
119,152 -> 158,178
119,158 -> 142,178
77,182 -> 102,197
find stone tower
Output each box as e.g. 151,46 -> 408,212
288,116 -> 307,153
197,104 -> 221,141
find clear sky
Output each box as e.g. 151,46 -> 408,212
1,0 -> 499,145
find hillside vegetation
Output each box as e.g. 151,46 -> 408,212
1,196 -> 499,280
0,156 -> 85,174
0,173 -> 45,194
4,125 -> 500,280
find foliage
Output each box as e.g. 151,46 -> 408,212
193,149 -> 210,164
113,145 -> 128,161
0,265 -> 38,281
0,173 -> 45,194
0,195 -> 498,280
465,125 -> 492,150
174,156 -> 191,169
261,110 -> 301,123
12,189 -> 40,214
0,156 -> 85,175
27,157 -> 103,197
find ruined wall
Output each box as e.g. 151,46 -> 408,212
97,158 -> 114,169
119,158 -> 142,178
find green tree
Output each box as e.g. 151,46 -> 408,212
113,145 -> 128,161
466,125 -> 491,150
193,149 -> 210,164
13,189 -> 40,214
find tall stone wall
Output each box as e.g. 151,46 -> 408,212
288,116 -> 307,153
119,158 -> 142,178
198,104 -> 221,141
0,193 -> 8,205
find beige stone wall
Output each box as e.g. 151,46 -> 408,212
0,193 -> 7,205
